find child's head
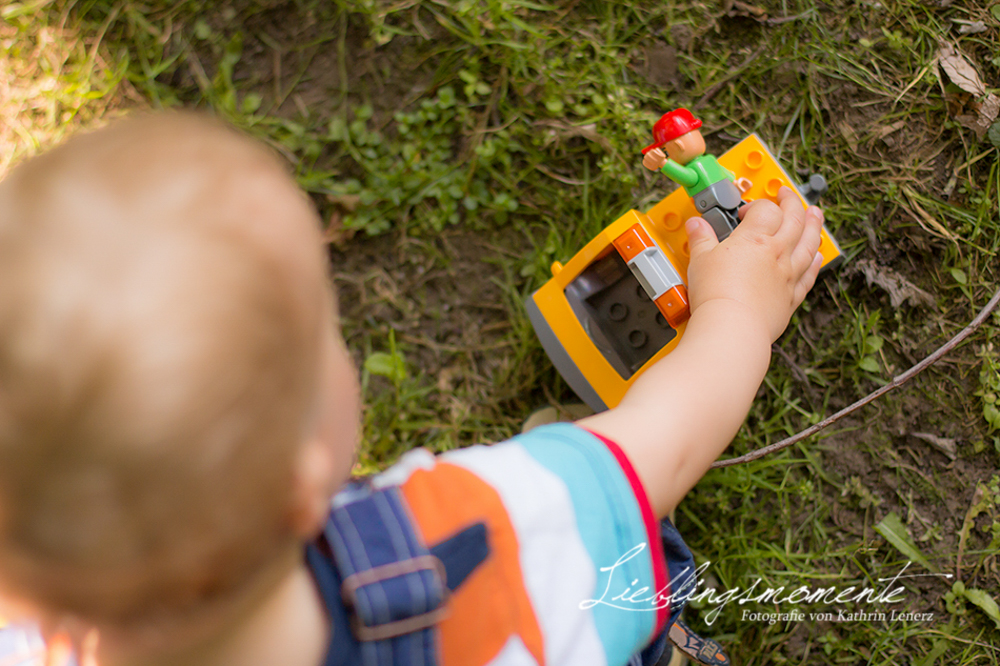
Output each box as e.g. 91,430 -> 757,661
0,113 -> 359,654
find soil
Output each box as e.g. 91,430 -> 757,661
329,229 -> 531,413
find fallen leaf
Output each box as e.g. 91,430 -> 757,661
534,120 -> 613,151
326,193 -> 361,210
875,512 -> 936,572
837,120 -> 860,153
938,43 -> 986,96
957,92 -> 1000,139
323,194 -> 362,245
955,20 -> 988,35
324,211 -> 357,245
867,119 -> 907,148
852,258 -> 936,309
910,432 -> 958,460
725,0 -> 767,19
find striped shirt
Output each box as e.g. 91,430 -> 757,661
0,424 -> 686,666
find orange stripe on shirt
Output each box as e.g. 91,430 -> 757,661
400,462 -> 545,666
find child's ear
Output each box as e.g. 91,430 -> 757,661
287,438 -> 338,538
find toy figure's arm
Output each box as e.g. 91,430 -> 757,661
641,148 -> 699,188
578,188 -> 824,519
658,159 -> 699,189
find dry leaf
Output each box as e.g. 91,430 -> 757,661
326,193 -> 361,210
837,120 -> 860,152
324,211 -> 357,245
867,119 -> 906,149
938,43 -> 986,96
534,120 -> 613,151
323,193 -> 362,245
725,0 -> 767,19
910,432 -> 958,460
957,92 -> 1000,139
955,20 -> 988,35
852,258 -> 936,310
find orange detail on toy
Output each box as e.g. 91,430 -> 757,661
654,285 -> 690,328
612,224 -> 655,262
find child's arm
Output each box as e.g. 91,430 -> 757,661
578,187 -> 824,518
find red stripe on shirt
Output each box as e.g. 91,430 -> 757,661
583,429 -> 669,638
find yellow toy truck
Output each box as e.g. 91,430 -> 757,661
526,131 -> 842,412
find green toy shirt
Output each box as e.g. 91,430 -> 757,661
659,154 -> 734,196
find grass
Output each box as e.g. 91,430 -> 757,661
4,0 -> 1000,663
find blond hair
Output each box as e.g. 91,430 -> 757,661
0,113 -> 329,624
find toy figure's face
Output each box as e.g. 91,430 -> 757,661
665,130 -> 706,164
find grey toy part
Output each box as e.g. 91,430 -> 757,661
693,179 -> 743,212
795,172 -> 843,272
628,247 -> 684,301
525,295 -> 608,413
701,208 -> 739,242
692,179 -> 745,242
563,252 -> 677,381
797,173 -> 828,207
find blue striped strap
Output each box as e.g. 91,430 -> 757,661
324,483 -> 446,666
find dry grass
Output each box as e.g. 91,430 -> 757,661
0,2 -> 138,177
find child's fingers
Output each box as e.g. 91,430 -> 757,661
793,252 -> 823,307
790,206 -> 824,277
685,216 -> 719,259
736,197 -> 783,237
772,187 -> 807,249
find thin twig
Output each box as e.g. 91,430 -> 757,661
713,284 -> 1000,468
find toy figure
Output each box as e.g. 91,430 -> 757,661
641,108 -> 752,241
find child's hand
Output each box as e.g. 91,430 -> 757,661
684,186 -> 823,342
581,187 -> 824,517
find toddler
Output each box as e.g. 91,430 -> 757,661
0,113 -> 823,666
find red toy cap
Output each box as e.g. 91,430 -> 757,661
641,108 -> 703,154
